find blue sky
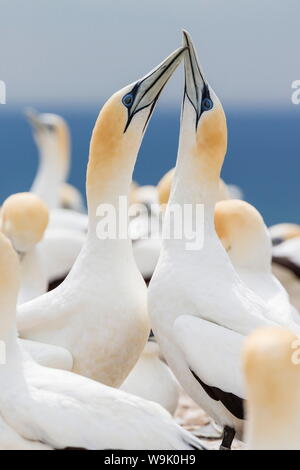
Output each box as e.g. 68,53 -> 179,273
1,0 -> 299,108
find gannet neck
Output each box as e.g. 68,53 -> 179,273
0,235 -> 20,342
162,99 -> 227,253
31,130 -> 70,209
86,96 -> 143,238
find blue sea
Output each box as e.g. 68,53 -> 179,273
0,104 -> 299,226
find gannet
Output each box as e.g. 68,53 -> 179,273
121,338 -> 180,415
148,31 -> 297,449
26,110 -> 70,210
0,192 -> 49,304
0,194 -> 73,370
26,109 -> 88,232
243,327 -> 300,450
0,232 -> 204,450
214,199 -> 300,325
17,47 -> 186,387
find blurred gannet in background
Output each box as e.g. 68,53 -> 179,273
214,199 -> 300,324
0,232 -> 204,450
26,110 -> 70,210
243,327 -> 300,450
269,222 -> 300,246
17,47 -> 186,387
0,192 -> 49,304
148,31 -> 300,449
26,109 -> 88,232
121,337 -> 180,415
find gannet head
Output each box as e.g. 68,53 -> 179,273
214,199 -> 271,270
181,31 -> 227,177
25,109 -> 70,173
243,327 -> 300,448
87,47 -> 186,200
0,193 -> 49,254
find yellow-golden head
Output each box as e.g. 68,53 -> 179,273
86,47 -> 186,206
0,193 -> 49,254
243,327 -> 300,449
214,199 -> 271,270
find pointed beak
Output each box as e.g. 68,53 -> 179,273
24,108 -> 41,131
182,30 -> 207,123
125,46 -> 186,131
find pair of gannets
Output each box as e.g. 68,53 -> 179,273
148,31 -> 300,449
16,47 -> 187,388
0,232 -> 203,450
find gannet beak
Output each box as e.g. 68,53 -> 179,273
24,108 -> 42,130
182,30 -> 210,126
124,46 -> 186,131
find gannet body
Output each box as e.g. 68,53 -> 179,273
121,339 -> 180,415
0,414 -> 52,450
215,199 -> 300,325
17,48 -> 186,387
0,232 -> 204,450
148,31 -> 300,449
243,327 -> 300,450
0,193 -> 49,304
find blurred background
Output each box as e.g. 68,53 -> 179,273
0,0 -> 299,225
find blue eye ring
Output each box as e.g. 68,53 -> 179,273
122,94 -> 134,107
202,98 -> 213,111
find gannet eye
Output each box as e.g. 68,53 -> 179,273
45,124 -> 55,132
202,98 -> 213,111
122,94 -> 134,108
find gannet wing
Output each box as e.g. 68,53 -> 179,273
173,315 -> 245,419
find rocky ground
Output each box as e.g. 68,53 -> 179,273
175,389 -> 246,450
